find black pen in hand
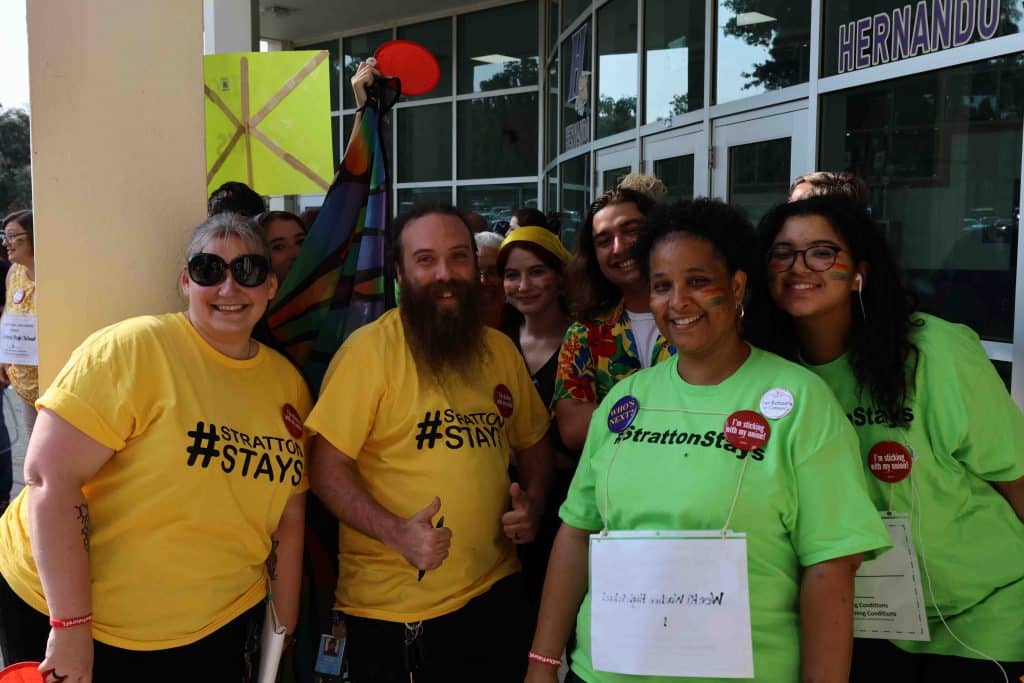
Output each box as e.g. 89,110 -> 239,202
417,516 -> 445,582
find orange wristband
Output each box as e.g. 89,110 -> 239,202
528,651 -> 561,667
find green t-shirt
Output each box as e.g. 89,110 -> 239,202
806,314 -> 1024,661
560,346 -> 891,683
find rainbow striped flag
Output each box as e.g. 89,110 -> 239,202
265,83 -> 398,393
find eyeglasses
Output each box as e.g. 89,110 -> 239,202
0,233 -> 29,246
766,245 -> 843,273
187,253 -> 270,287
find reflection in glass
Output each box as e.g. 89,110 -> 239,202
397,187 -> 452,214
820,55 -> 1024,341
560,154 -> 590,250
304,40 -> 341,112
645,0 -> 705,122
716,1 -> 811,103
563,0 -> 591,28
457,94 -> 538,179
397,104 -> 452,183
728,137 -> 791,225
602,166 -> 631,192
343,30 -> 392,110
547,172 -> 558,213
398,18 -> 453,100
547,59 -> 559,164
596,0 -> 638,138
653,155 -> 695,203
561,21 -> 592,153
822,1 -> 1024,77
457,2 -> 539,94
457,183 -> 538,228
549,0 -> 561,53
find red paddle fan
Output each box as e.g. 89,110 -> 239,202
0,663 -> 44,683
373,40 -> 441,96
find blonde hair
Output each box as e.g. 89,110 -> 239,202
617,173 -> 667,202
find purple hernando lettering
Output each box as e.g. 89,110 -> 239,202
892,5 -> 913,60
953,0 -> 977,46
873,13 -> 892,64
855,17 -> 873,69
931,0 -> 953,50
838,21 -> 856,73
909,1 -> 932,56
977,0 -> 1000,39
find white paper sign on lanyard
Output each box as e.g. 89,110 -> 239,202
853,515 -> 930,641
589,530 -> 754,678
0,313 -> 38,365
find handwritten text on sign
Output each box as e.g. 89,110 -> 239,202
590,531 -> 754,678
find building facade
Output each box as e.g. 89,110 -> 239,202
289,0 -> 1024,403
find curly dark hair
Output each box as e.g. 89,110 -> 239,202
207,181 -> 266,217
567,187 -> 655,321
636,198 -> 757,281
746,197 -> 920,427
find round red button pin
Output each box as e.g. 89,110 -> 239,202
494,384 -> 514,418
723,410 -> 770,451
282,404 -> 303,439
867,441 -> 912,483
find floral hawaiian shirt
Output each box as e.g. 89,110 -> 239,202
552,300 -> 675,404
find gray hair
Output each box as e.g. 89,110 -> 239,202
185,212 -> 270,262
473,231 -> 504,251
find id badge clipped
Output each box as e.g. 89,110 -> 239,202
853,514 -> 930,641
589,530 -> 754,678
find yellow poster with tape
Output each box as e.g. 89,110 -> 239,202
204,51 -> 333,196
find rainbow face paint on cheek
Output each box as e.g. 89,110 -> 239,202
828,261 -> 851,281
698,287 -> 727,307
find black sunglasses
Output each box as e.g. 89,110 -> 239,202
187,253 -> 270,288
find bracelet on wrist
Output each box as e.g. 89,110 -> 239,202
50,613 -> 92,628
528,651 -> 561,667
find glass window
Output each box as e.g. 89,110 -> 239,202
993,360 -> 1012,391
563,0 -> 591,28
560,154 -> 590,250
645,0 -> 705,122
596,0 -> 638,138
331,114 -> 341,171
343,29 -> 392,110
547,58 -> 559,164
728,137 -> 791,225
342,113 -> 355,153
561,20 -> 592,153
549,0 -> 561,53
457,93 -> 538,179
547,171 -> 558,211
397,187 -> 453,214
602,166 -> 631,192
458,2 -> 539,94
716,1 -> 811,103
457,182 -> 538,228
653,154 -> 695,203
820,56 -> 1024,342
398,18 -> 453,100
397,104 -> 452,183
304,40 -> 341,112
823,1 -> 1024,77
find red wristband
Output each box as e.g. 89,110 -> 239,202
528,651 -> 561,667
49,613 -> 92,628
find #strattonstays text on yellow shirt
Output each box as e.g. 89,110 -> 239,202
306,310 -> 550,622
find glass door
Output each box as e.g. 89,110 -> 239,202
711,108 -> 809,226
595,143 -> 638,195
643,126 -> 705,203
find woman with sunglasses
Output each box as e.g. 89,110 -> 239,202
0,213 -> 311,681
748,196 -> 1024,681
0,210 -> 39,441
527,199 -> 890,683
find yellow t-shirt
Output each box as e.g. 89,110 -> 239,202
306,309 -> 550,622
0,312 -> 312,650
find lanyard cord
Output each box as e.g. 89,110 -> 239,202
601,407 -> 746,537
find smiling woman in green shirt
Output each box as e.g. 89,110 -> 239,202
526,199 -> 890,683
749,196 -> 1024,681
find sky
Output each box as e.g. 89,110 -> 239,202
0,0 -> 30,111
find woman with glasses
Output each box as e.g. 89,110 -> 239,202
0,210 -> 39,442
527,199 -> 890,683
0,212 -> 311,681
748,196 -> 1024,681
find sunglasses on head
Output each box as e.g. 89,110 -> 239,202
187,253 -> 270,288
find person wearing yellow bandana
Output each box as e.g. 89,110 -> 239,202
526,199 -> 890,683
553,188 -> 675,453
749,196 -> 1024,681
0,213 -> 311,682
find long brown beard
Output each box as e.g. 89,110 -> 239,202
400,277 -> 487,385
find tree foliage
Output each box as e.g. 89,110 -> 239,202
0,107 -> 32,215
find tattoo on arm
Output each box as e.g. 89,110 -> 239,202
266,538 -> 280,581
74,503 -> 90,553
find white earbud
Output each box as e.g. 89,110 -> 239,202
855,274 -> 863,292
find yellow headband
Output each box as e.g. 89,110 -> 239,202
499,226 -> 572,265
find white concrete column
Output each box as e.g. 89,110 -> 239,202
27,2 -> 207,386
204,0 -> 259,55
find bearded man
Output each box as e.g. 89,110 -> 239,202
307,201 -> 553,682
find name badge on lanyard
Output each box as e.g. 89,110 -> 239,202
854,514 -> 930,641
589,530 -> 755,678
0,312 -> 38,365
